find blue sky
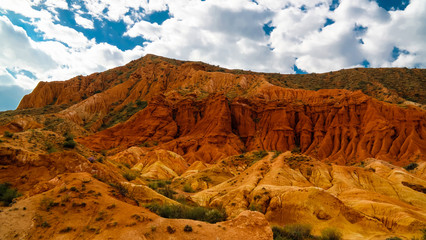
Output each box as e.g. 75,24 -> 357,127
0,0 -> 425,111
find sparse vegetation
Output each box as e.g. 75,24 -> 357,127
95,211 -> 106,221
41,221 -> 51,228
291,146 -> 301,154
145,203 -> 227,223
110,183 -> 128,196
167,226 -> 176,234
4,131 -> 14,138
71,202 -> 86,208
183,183 -> 194,193
34,214 -> 51,228
139,141 -> 159,148
0,182 -> 21,206
156,186 -> 176,199
236,150 -> 269,167
184,225 -> 193,232
249,203 -> 262,213
39,197 -> 58,211
200,176 -> 212,183
59,226 -> 74,233
264,68 -> 425,105
100,101 -> 148,130
252,150 -> 268,160
107,204 -> 116,209
122,170 -> 139,181
63,132 -> 76,149
45,142 -> 57,153
285,155 -> 311,169
148,180 -> 176,198
420,228 -> 426,240
272,151 -> 282,160
321,228 -> 342,240
404,162 -> 418,171
272,224 -> 313,240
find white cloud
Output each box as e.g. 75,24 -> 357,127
34,18 -> 92,48
125,21 -> 161,41
0,16 -> 56,88
75,14 -> 94,29
0,0 -> 425,104
362,0 -> 426,68
0,0 -> 47,19
43,0 -> 69,12
80,0 -> 168,23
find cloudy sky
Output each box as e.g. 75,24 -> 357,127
0,0 -> 425,110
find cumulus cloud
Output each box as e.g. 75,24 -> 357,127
362,0 -> 426,67
0,16 -> 56,88
75,14 -> 94,29
81,0 -> 168,24
0,0 -> 425,110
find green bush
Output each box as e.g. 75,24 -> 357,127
46,143 -> 57,153
157,186 -> 176,199
63,132 -> 76,149
421,228 -> 426,240
39,197 -> 58,211
63,140 -> 76,148
59,227 -> 74,233
183,183 -> 194,193
291,146 -> 301,154
148,180 -> 169,189
272,224 -> 312,240
403,162 -> 418,171
385,237 -> 402,240
252,150 -> 268,160
122,170 -> 139,181
0,183 -> 21,206
148,182 -> 158,190
321,228 -> 342,240
184,225 -> 193,232
110,183 -> 128,196
4,131 -> 13,138
148,180 -> 175,198
167,226 -> 175,234
247,150 -> 269,166
272,151 -> 282,159
145,203 -> 227,223
249,203 -> 262,213
63,132 -> 74,141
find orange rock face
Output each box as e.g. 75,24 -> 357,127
16,55 -> 426,165
79,87 -> 426,165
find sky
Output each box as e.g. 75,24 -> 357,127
0,0 -> 425,111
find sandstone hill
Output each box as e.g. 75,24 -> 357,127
1,54 -> 425,240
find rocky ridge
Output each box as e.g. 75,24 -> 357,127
1,54 -> 425,240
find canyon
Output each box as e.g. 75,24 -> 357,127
1,55 -> 425,239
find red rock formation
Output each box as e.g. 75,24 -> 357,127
78,86 -> 426,165
16,55 -> 426,165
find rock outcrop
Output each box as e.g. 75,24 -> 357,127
2,54 -> 426,240
15,55 -> 426,165
190,153 -> 426,239
79,88 -> 426,165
